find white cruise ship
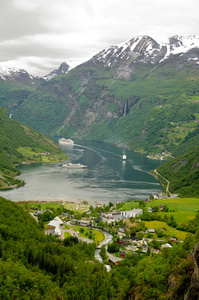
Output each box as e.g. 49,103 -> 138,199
58,138 -> 74,145
61,163 -> 87,169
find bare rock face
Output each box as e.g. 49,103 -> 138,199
184,242 -> 199,300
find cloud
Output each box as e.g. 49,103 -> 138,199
0,0 -> 199,76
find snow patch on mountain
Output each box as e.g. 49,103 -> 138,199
92,35 -> 199,68
159,35 -> 199,63
0,66 -> 43,85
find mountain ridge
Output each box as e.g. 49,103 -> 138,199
0,62 -> 70,86
0,34 -> 199,157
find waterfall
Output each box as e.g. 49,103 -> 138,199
123,100 -> 128,116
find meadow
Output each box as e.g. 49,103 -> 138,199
144,220 -> 188,240
121,198 -> 199,223
64,225 -> 105,244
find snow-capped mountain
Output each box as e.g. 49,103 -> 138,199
0,66 -> 45,86
43,62 -> 70,81
0,62 -> 70,86
91,35 -> 199,68
1,35 -> 199,86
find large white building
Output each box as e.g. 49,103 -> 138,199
100,209 -> 143,224
47,216 -> 63,236
120,208 -> 143,218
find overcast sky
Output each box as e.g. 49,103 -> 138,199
0,0 -> 198,76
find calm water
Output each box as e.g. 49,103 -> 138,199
0,140 -> 163,205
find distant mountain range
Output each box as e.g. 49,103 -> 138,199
0,35 -> 199,157
0,62 -> 70,86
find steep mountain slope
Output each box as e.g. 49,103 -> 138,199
0,107 -> 67,190
1,35 -> 199,156
156,146 -> 199,197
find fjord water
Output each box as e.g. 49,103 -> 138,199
0,140 -> 163,205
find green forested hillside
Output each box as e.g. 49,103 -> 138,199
0,197 -> 199,299
1,53 -> 199,157
156,146 -> 199,197
0,107 -> 67,190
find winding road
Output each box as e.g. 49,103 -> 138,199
154,169 -> 170,195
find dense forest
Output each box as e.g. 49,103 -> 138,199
156,146 -> 199,197
0,106 -> 67,190
0,196 -> 199,299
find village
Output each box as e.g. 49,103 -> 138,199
30,199 -> 180,266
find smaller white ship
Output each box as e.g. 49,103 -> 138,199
62,163 -> 87,169
58,138 -> 74,145
122,154 -> 127,160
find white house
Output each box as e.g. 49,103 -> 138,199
47,216 -> 63,236
161,243 -> 172,249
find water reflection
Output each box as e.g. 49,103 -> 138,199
0,140 -> 163,204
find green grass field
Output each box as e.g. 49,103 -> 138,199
144,220 -> 188,240
121,198 -> 198,240
22,201 -> 63,211
121,198 -> 199,223
71,226 -> 105,244
150,198 -> 199,223
64,231 -> 71,238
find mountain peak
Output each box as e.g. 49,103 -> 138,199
0,66 -> 44,86
43,62 -> 70,81
91,34 -> 199,69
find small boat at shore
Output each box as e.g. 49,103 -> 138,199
62,163 -> 87,169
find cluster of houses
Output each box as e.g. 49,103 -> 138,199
37,206 -> 177,267
99,208 -> 143,224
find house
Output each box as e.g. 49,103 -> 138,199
159,205 -> 164,211
109,257 -> 120,266
154,249 -> 160,254
148,207 -> 153,213
100,210 -> 122,224
126,245 -> 138,252
121,208 -> 143,218
78,220 -> 91,227
148,228 -> 155,234
161,243 -> 172,249
118,226 -> 125,233
141,239 -> 148,253
47,216 -> 63,236
34,209 -> 42,215
169,237 -> 177,243
131,236 -> 140,241
60,213 -> 69,217
120,250 -> 126,257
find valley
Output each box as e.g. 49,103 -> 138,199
0,35 -> 199,158
0,33 -> 198,299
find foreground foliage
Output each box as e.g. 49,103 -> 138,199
0,196 -> 199,299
